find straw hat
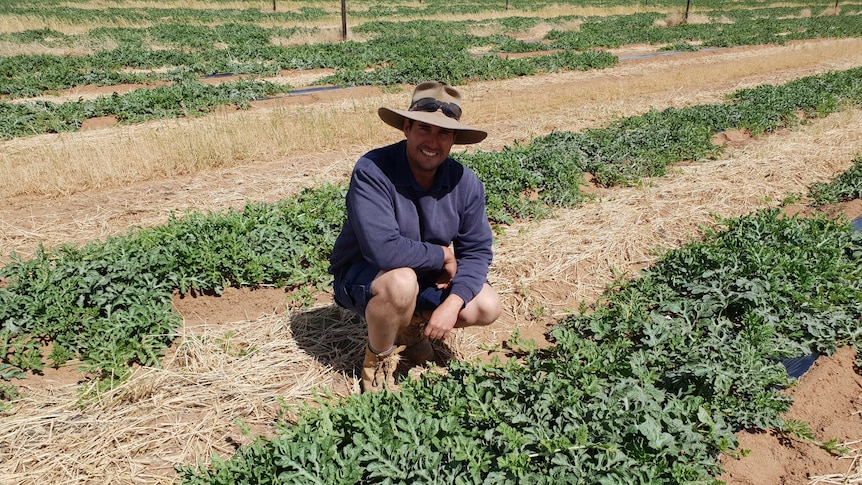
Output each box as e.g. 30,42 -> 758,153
378,81 -> 487,145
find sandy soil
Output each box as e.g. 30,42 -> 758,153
2,37 -> 862,484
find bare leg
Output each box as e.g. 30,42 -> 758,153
455,283 -> 502,328
365,268 -> 418,352
415,283 -> 502,329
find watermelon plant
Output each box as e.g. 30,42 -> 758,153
179,209 -> 862,484
0,78 -> 295,139
0,185 -> 345,380
459,66 -> 862,197
809,155 -> 862,206
1,67 -> 860,382
3,2 -> 861,101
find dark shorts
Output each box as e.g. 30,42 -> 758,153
332,261 -> 448,319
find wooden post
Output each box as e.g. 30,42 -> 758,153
684,0 -> 691,22
272,0 -> 276,11
341,0 -> 347,40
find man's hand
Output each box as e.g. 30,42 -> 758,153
424,294 -> 464,341
437,245 -> 457,289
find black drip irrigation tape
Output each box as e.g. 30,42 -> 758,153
780,353 -> 820,379
618,47 -> 726,61
242,85 -> 344,102
288,85 -> 343,96
251,85 -> 343,102
201,73 -> 240,79
780,215 -> 862,379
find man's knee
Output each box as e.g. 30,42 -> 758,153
476,292 -> 502,326
462,284 -> 502,327
372,268 -> 419,306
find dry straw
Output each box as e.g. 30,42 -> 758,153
1,309 -> 355,483
0,300 -> 481,484
4,37 -> 862,207
2,36 -> 862,484
3,38 -> 862,266
808,440 -> 862,484
3,106 -> 860,484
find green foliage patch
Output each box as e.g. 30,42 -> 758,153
556,210 -> 862,430
1,65 -> 860,386
809,155 -> 862,206
0,5 -> 326,25
0,185 -> 345,380
180,209 -> 862,484
0,79 -> 293,139
458,66 -> 862,223
546,10 -> 862,51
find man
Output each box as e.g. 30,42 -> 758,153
329,81 -> 502,393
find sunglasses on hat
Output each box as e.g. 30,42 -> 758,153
408,97 -> 462,121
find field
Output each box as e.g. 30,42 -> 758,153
2,0 -> 862,483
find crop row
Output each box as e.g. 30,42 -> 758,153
3,6 -> 862,100
180,207 -> 862,484
0,79 -> 295,139
544,10 -> 862,51
1,66 -> 860,390
0,4 -> 327,25
0,185 -> 344,385
0,0 -> 834,21
467,67 -> 862,221
809,156 -> 862,205
0,50 -> 615,139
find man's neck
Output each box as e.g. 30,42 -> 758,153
412,169 -> 435,191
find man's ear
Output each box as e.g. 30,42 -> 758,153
402,118 -> 412,136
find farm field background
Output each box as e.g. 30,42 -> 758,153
1,0 -> 862,483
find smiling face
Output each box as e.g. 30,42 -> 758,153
403,119 -> 457,189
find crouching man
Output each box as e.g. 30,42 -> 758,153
328,81 -> 502,393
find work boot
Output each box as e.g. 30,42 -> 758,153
398,315 -> 437,366
361,344 -> 405,393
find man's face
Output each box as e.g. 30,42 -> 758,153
403,119 -> 456,177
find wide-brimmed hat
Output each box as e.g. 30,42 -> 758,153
378,81 -> 487,145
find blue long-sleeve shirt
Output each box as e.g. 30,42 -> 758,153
328,140 -> 493,306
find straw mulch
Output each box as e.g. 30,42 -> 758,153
1,311 -> 347,483
4,38 -> 862,265
2,106 -> 861,484
1,104 -> 861,483
809,442 -> 862,484
487,109 -> 862,334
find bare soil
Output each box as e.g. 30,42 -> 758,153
2,38 -> 862,484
